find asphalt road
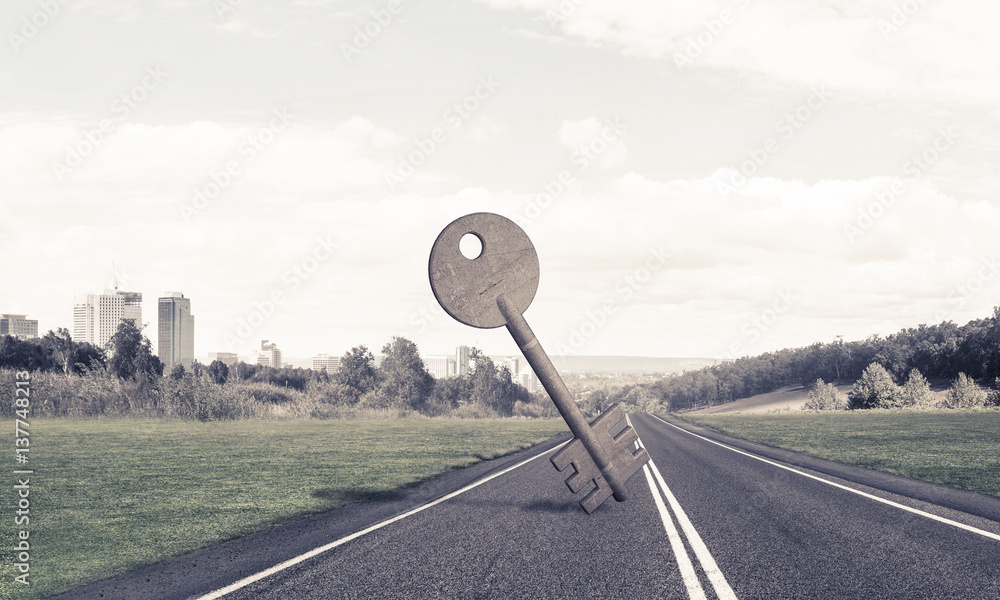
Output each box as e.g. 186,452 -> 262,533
54,413 -> 1000,599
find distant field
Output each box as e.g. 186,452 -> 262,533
682,384 -> 823,414
549,355 -> 717,375
686,379 -> 958,415
0,418 -> 568,600
682,410 -> 1000,497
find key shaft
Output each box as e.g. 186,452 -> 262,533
497,293 -> 629,502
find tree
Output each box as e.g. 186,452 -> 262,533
207,359 -> 229,385
849,363 -> 900,409
899,369 -> 934,409
41,328 -> 75,377
989,378 -> 1000,407
335,345 -> 378,404
71,343 -> 106,374
804,379 -> 848,410
469,354 -> 525,416
169,364 -> 187,381
620,385 -> 658,412
368,337 -> 434,411
231,361 -> 258,383
106,320 -> 163,380
0,335 -> 51,372
428,375 -> 470,413
943,373 -> 988,408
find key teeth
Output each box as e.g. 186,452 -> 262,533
551,439 -> 613,510
580,476 -> 613,514
551,439 -> 598,495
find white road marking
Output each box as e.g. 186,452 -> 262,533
651,414 -> 1000,543
646,458 -> 739,600
630,415 -> 739,600
193,441 -> 567,600
642,464 -> 708,600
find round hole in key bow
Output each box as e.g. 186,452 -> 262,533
459,232 -> 484,260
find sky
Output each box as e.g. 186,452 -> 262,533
2,0 -> 999,363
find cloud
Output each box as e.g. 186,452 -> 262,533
0,115 -> 406,204
479,0 -> 1000,105
219,19 -> 249,33
4,114 -> 998,357
466,117 -> 508,143
558,116 -> 627,169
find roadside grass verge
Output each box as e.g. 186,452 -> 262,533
0,418 -> 568,599
680,410 -> 1000,498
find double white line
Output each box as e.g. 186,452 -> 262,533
631,418 -> 738,600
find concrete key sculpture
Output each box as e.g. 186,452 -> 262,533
428,212 -> 650,513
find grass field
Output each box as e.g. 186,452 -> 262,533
0,417 -> 568,600
682,410 -> 1000,498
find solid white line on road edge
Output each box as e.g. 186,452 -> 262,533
651,414 -> 1000,543
633,423 -> 739,600
642,464 -> 708,600
193,441 -> 568,600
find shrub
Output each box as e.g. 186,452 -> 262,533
943,373 -> 988,408
804,379 -> 848,410
451,401 -> 501,419
899,369 -> 935,409
237,382 -> 302,405
849,363 -> 900,409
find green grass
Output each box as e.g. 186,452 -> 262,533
0,418 -> 568,599
682,410 -> 1000,498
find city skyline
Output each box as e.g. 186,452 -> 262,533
2,1 -> 998,361
3,277 -> 558,369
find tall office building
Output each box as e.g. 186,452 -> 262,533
207,352 -> 239,367
504,356 -> 520,378
312,354 -> 341,374
158,292 -> 195,371
73,289 -> 142,348
257,340 -> 281,368
519,369 -> 538,393
0,314 -> 38,340
455,345 -> 470,377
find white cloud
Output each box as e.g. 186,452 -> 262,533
219,19 -> 249,33
0,115 -> 406,203
558,116 -> 627,169
466,117 -> 508,143
480,0 -> 1000,105
3,142 -> 998,357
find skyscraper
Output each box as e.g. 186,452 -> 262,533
505,356 -> 520,378
158,292 -> 195,371
0,314 -> 38,340
456,345 -> 470,377
257,340 -> 281,368
73,289 -> 143,348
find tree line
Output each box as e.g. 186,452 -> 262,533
604,307 -> 1000,412
0,320 -> 545,419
